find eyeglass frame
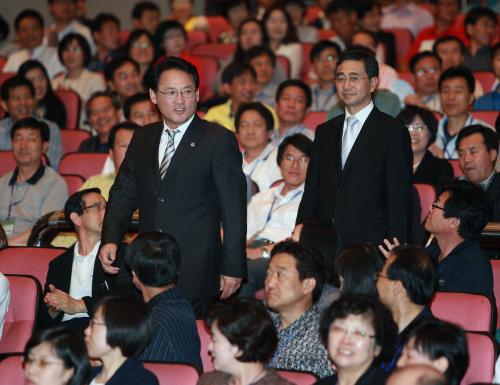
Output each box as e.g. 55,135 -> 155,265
329,324 -> 376,341
406,124 -> 428,132
83,201 -> 107,212
334,74 -> 370,84
283,153 -> 309,164
155,88 -> 197,99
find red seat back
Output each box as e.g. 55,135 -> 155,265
317,29 -> 336,40
191,55 -> 219,102
119,29 -> 130,45
304,111 -> 327,131
473,71 -> 496,92
0,247 -> 64,289
206,16 -> 231,43
58,152 -> 108,180
0,56 -> 6,71
60,130 -> 91,156
196,320 -> 213,372
399,71 -> 414,87
190,43 -> 236,62
54,89 -> 81,130
0,151 -> 15,176
0,275 -> 40,354
305,5 -> 322,24
382,28 -> 413,69
277,370 -> 317,385
461,332 -> 496,385
430,292 -> 493,333
489,259 -> 500,328
143,363 -> 199,385
277,55 -> 290,78
186,30 -> 208,51
0,72 -> 15,89
448,159 -> 464,177
62,174 -> 85,195
471,111 -> 498,127
0,355 -> 24,385
414,183 -> 436,223
300,43 -> 313,83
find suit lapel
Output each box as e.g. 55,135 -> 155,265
332,117 -> 343,177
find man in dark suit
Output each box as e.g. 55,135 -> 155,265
297,48 -> 413,249
99,56 -> 247,316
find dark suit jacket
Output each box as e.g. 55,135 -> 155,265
102,115 -> 247,299
297,106 -> 413,248
91,358 -> 159,385
487,173 -> 500,222
413,151 -> 454,189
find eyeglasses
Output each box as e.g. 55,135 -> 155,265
431,202 -> 446,212
316,55 -> 337,64
23,356 -> 64,369
416,68 -> 438,77
156,88 -> 196,99
83,201 -> 107,212
330,325 -> 375,341
89,319 -> 106,328
283,153 -> 309,164
133,42 -> 150,49
406,124 -> 427,132
334,74 -> 369,84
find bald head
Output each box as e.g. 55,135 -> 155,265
388,365 -> 448,385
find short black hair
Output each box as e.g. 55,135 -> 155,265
18,59 -> 56,98
91,12 -> 120,34
123,92 -> 151,120
409,51 -> 442,74
493,42 -> 500,58
325,0 -> 357,17
456,124 -> 499,152
24,326 -> 90,385
404,319 -> 469,385
354,0 -> 380,20
336,47 -> 379,79
205,297 -> 277,363
15,9 -> 44,31
353,28 -> 379,47
245,45 -> 276,67
104,56 -> 140,82
439,180 -> 489,240
261,5 -> 299,45
310,40 -> 341,63
276,133 -> 313,166
433,36 -> 466,57
222,0 -> 251,19
125,231 -> 181,287
108,121 -> 138,149
387,245 -> 437,305
150,56 -> 199,91
281,0 -> 306,13
320,294 -> 397,363
221,61 -> 256,85
58,33 -> 92,68
1,75 -> 35,101
235,101 -> 274,133
86,90 -> 117,117
131,1 -> 160,20
64,188 -> 101,231
397,105 -> 439,144
97,296 -> 154,357
335,243 -> 385,297
438,66 -> 475,94
275,79 -> 312,108
11,117 -> 50,142
464,7 -> 498,36
270,240 -> 325,303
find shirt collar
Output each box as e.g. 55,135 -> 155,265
74,240 -> 101,259
479,170 -> 497,191
344,101 -> 374,125
273,183 -> 305,199
242,143 -> 275,166
162,114 -> 194,135
8,164 -> 46,186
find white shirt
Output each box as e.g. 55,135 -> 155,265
276,43 -> 303,79
157,114 -> 194,168
246,183 -> 304,243
342,101 -> 374,160
44,20 -> 96,54
3,45 -> 64,78
243,144 -> 282,192
62,241 -> 100,322
0,272 -> 9,340
381,2 -> 434,37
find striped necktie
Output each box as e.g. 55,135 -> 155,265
159,129 -> 179,179
341,116 -> 358,168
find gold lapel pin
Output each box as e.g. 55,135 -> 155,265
190,142 -> 195,147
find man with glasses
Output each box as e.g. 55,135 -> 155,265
99,56 -> 247,317
297,48 -> 413,250
42,188 -> 131,331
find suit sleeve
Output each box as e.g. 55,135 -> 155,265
212,129 -> 247,278
101,132 -> 139,245
386,122 -> 413,243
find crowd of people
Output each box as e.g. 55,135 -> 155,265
0,0 -> 499,384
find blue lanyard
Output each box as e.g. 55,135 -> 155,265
265,190 -> 302,225
441,115 -> 473,158
313,86 -> 336,111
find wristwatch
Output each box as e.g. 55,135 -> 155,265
260,246 -> 270,259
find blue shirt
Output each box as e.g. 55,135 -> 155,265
473,92 -> 500,111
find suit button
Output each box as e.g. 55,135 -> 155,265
159,198 -> 165,203
158,229 -> 163,233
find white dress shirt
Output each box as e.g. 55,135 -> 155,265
342,101 -> 374,161
62,241 -> 100,322
157,115 -> 194,168
0,272 -> 9,340
242,143 -> 281,192
3,45 -> 64,78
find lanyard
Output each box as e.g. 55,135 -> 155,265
245,148 -> 273,178
441,115 -> 473,158
265,190 -> 302,225
313,86 -> 336,111
7,183 -> 29,220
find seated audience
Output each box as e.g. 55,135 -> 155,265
0,118 -> 67,245
262,6 -> 303,79
456,124 -> 500,221
282,0 -> 318,43
376,245 -> 437,372
85,297 -> 159,385
398,319 -> 468,385
265,241 -> 334,378
309,40 -> 340,112
397,105 -> 453,188
474,42 -> 500,110
18,60 -> 67,130
0,272 -> 9,340
316,294 -> 398,385
387,365 -> 448,385
78,91 -> 120,153
131,1 -> 160,35
325,1 -> 358,51
198,297 -> 294,385
218,0 -> 251,44
123,92 -> 160,126
3,9 -> 64,78
125,232 -> 202,370
246,45 -> 281,108
273,79 -> 314,145
463,7 -> 498,71
88,13 -> 121,72
0,76 -> 62,166
123,30 -> 157,89
104,56 -> 141,108
169,0 -> 207,32
236,102 -> 280,192
433,67 -> 492,159
24,326 -> 90,385
42,188 -> 130,331
406,52 -> 443,113
52,33 -> 106,105
380,0 -> 434,38
242,134 -> 312,296
75,0 -> 92,29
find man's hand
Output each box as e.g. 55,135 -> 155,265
219,275 -> 242,299
98,243 -> 119,274
428,143 -> 444,159
44,285 -> 87,315
378,237 -> 401,258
